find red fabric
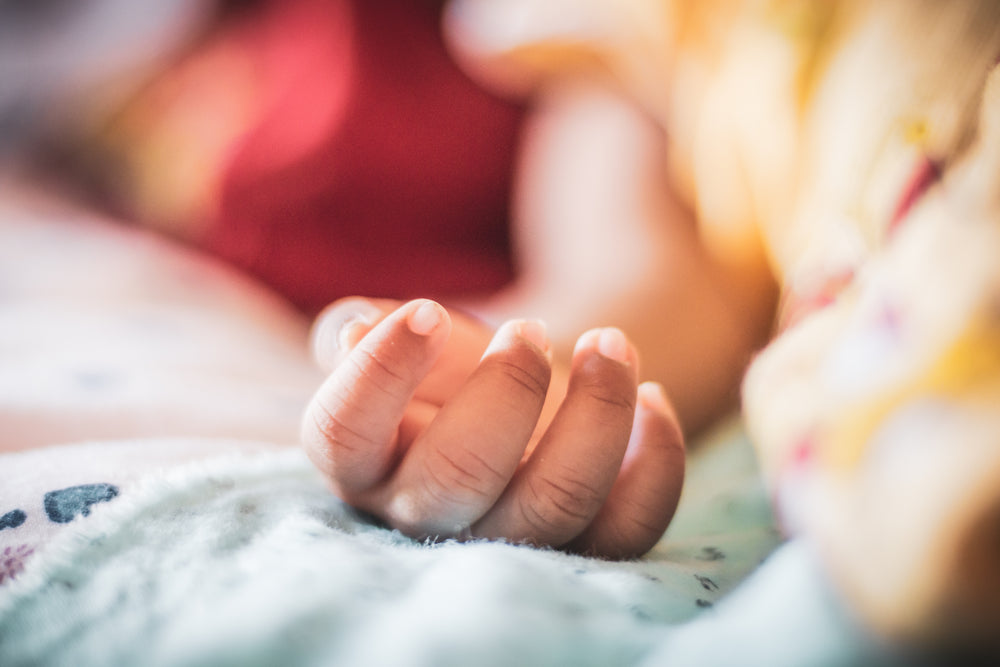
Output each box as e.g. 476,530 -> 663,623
201,0 -> 524,314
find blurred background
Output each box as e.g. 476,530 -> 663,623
0,0 -> 526,315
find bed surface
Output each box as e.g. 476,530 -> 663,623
0,422 -> 896,666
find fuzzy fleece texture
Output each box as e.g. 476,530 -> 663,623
0,422 -> 897,666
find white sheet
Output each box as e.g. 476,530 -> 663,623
0,422 -> 897,666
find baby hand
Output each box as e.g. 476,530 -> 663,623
301,298 -> 684,558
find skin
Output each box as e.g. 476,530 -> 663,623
301,297 -> 686,559
465,81 -> 778,437
4,3 -> 773,563
296,80 -> 776,562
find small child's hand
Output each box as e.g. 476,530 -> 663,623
301,297 -> 684,558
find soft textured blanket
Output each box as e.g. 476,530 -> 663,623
0,422 -> 895,666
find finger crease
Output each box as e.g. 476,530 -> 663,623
625,514 -> 662,535
310,403 -> 378,455
435,450 -> 493,498
586,392 -> 635,413
518,488 -> 563,534
349,349 -> 409,396
422,461 -> 479,509
464,449 -> 506,483
492,359 -> 548,399
526,477 -> 593,525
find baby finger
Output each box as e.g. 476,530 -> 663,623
302,299 -> 451,496
473,327 -> 638,547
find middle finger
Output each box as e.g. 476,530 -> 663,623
474,327 -> 639,547
380,320 -> 553,537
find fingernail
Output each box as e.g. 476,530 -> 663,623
597,327 -> 630,363
638,381 -> 672,414
483,319 -> 551,361
313,313 -> 369,360
314,299 -> 383,353
337,317 -> 369,351
518,319 -> 552,359
407,299 -> 446,336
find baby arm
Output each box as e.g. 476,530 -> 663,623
458,82 -> 778,437
301,297 -> 685,558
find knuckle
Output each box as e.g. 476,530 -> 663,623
619,500 -> 668,542
387,464 -> 479,537
349,346 -> 410,397
385,496 -> 436,536
572,353 -> 637,413
607,492 -> 675,558
576,502 -> 666,559
485,348 -> 550,401
522,473 -> 604,532
577,374 -> 636,414
302,402 -> 377,471
433,448 -> 506,494
577,521 -> 632,559
614,522 -> 662,559
594,523 -> 654,560
394,450 -> 505,534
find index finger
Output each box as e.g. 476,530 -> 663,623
310,296 -> 495,404
302,299 -> 451,494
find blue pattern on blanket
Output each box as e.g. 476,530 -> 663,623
0,510 -> 27,531
43,484 -> 120,524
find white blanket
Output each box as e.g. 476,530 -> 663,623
0,423 -> 897,666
